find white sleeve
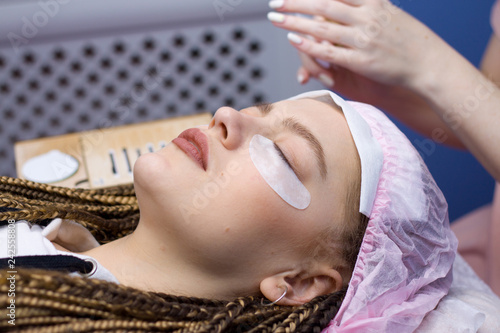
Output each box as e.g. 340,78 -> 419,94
416,255 -> 500,332
0,220 -> 60,257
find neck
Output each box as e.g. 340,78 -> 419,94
82,219 -> 252,300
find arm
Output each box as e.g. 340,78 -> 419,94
382,33 -> 500,148
301,52 -> 465,148
413,36 -> 500,181
269,0 -> 500,180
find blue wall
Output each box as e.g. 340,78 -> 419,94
394,0 -> 496,221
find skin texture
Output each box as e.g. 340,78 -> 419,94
83,98 -> 360,306
269,0 -> 500,182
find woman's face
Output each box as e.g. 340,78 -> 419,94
133,98 -> 359,286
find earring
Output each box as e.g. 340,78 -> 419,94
262,285 -> 288,306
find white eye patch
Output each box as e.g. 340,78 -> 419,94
249,134 -> 311,209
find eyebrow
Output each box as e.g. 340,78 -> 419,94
256,102 -> 273,115
256,103 -> 328,180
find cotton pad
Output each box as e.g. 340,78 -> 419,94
22,150 -> 79,183
249,134 -> 311,209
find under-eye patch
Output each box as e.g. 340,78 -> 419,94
249,134 -> 311,209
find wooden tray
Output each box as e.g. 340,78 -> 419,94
14,113 -> 212,188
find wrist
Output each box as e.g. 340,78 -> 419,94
409,47 -> 475,109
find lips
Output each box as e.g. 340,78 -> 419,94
172,128 -> 209,170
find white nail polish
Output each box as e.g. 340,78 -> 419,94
267,12 -> 285,23
287,32 -> 302,44
319,73 -> 334,87
269,0 -> 284,9
297,73 -> 305,84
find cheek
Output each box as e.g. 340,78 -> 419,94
193,164 -> 285,227
173,167 -> 279,250
227,167 -> 307,232
217,166 -> 277,212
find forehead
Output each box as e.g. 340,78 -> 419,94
275,98 -> 351,144
276,98 -> 358,172
277,97 -> 343,116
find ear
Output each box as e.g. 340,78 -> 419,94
260,264 -> 343,306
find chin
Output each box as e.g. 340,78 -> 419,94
133,152 -> 199,211
133,153 -> 170,193
134,151 -> 163,176
132,153 -> 178,219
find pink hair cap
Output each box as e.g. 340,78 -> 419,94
290,90 -> 458,332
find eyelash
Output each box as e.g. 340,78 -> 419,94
273,142 -> 294,171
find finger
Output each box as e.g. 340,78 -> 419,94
296,66 -> 310,84
267,12 -> 355,47
298,52 -> 336,88
288,33 -> 355,72
269,0 -> 362,23
298,51 -> 324,74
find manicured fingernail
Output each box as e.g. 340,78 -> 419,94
319,73 -> 334,87
287,32 -> 302,44
269,0 -> 284,9
267,12 -> 285,23
297,73 -> 305,84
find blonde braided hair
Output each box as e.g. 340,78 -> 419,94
0,176 -> 138,242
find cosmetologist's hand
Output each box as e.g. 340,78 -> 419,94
267,0 -> 452,95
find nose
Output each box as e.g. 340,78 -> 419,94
209,106 -> 253,149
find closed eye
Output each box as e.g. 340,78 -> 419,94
254,103 -> 326,180
273,142 -> 295,173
